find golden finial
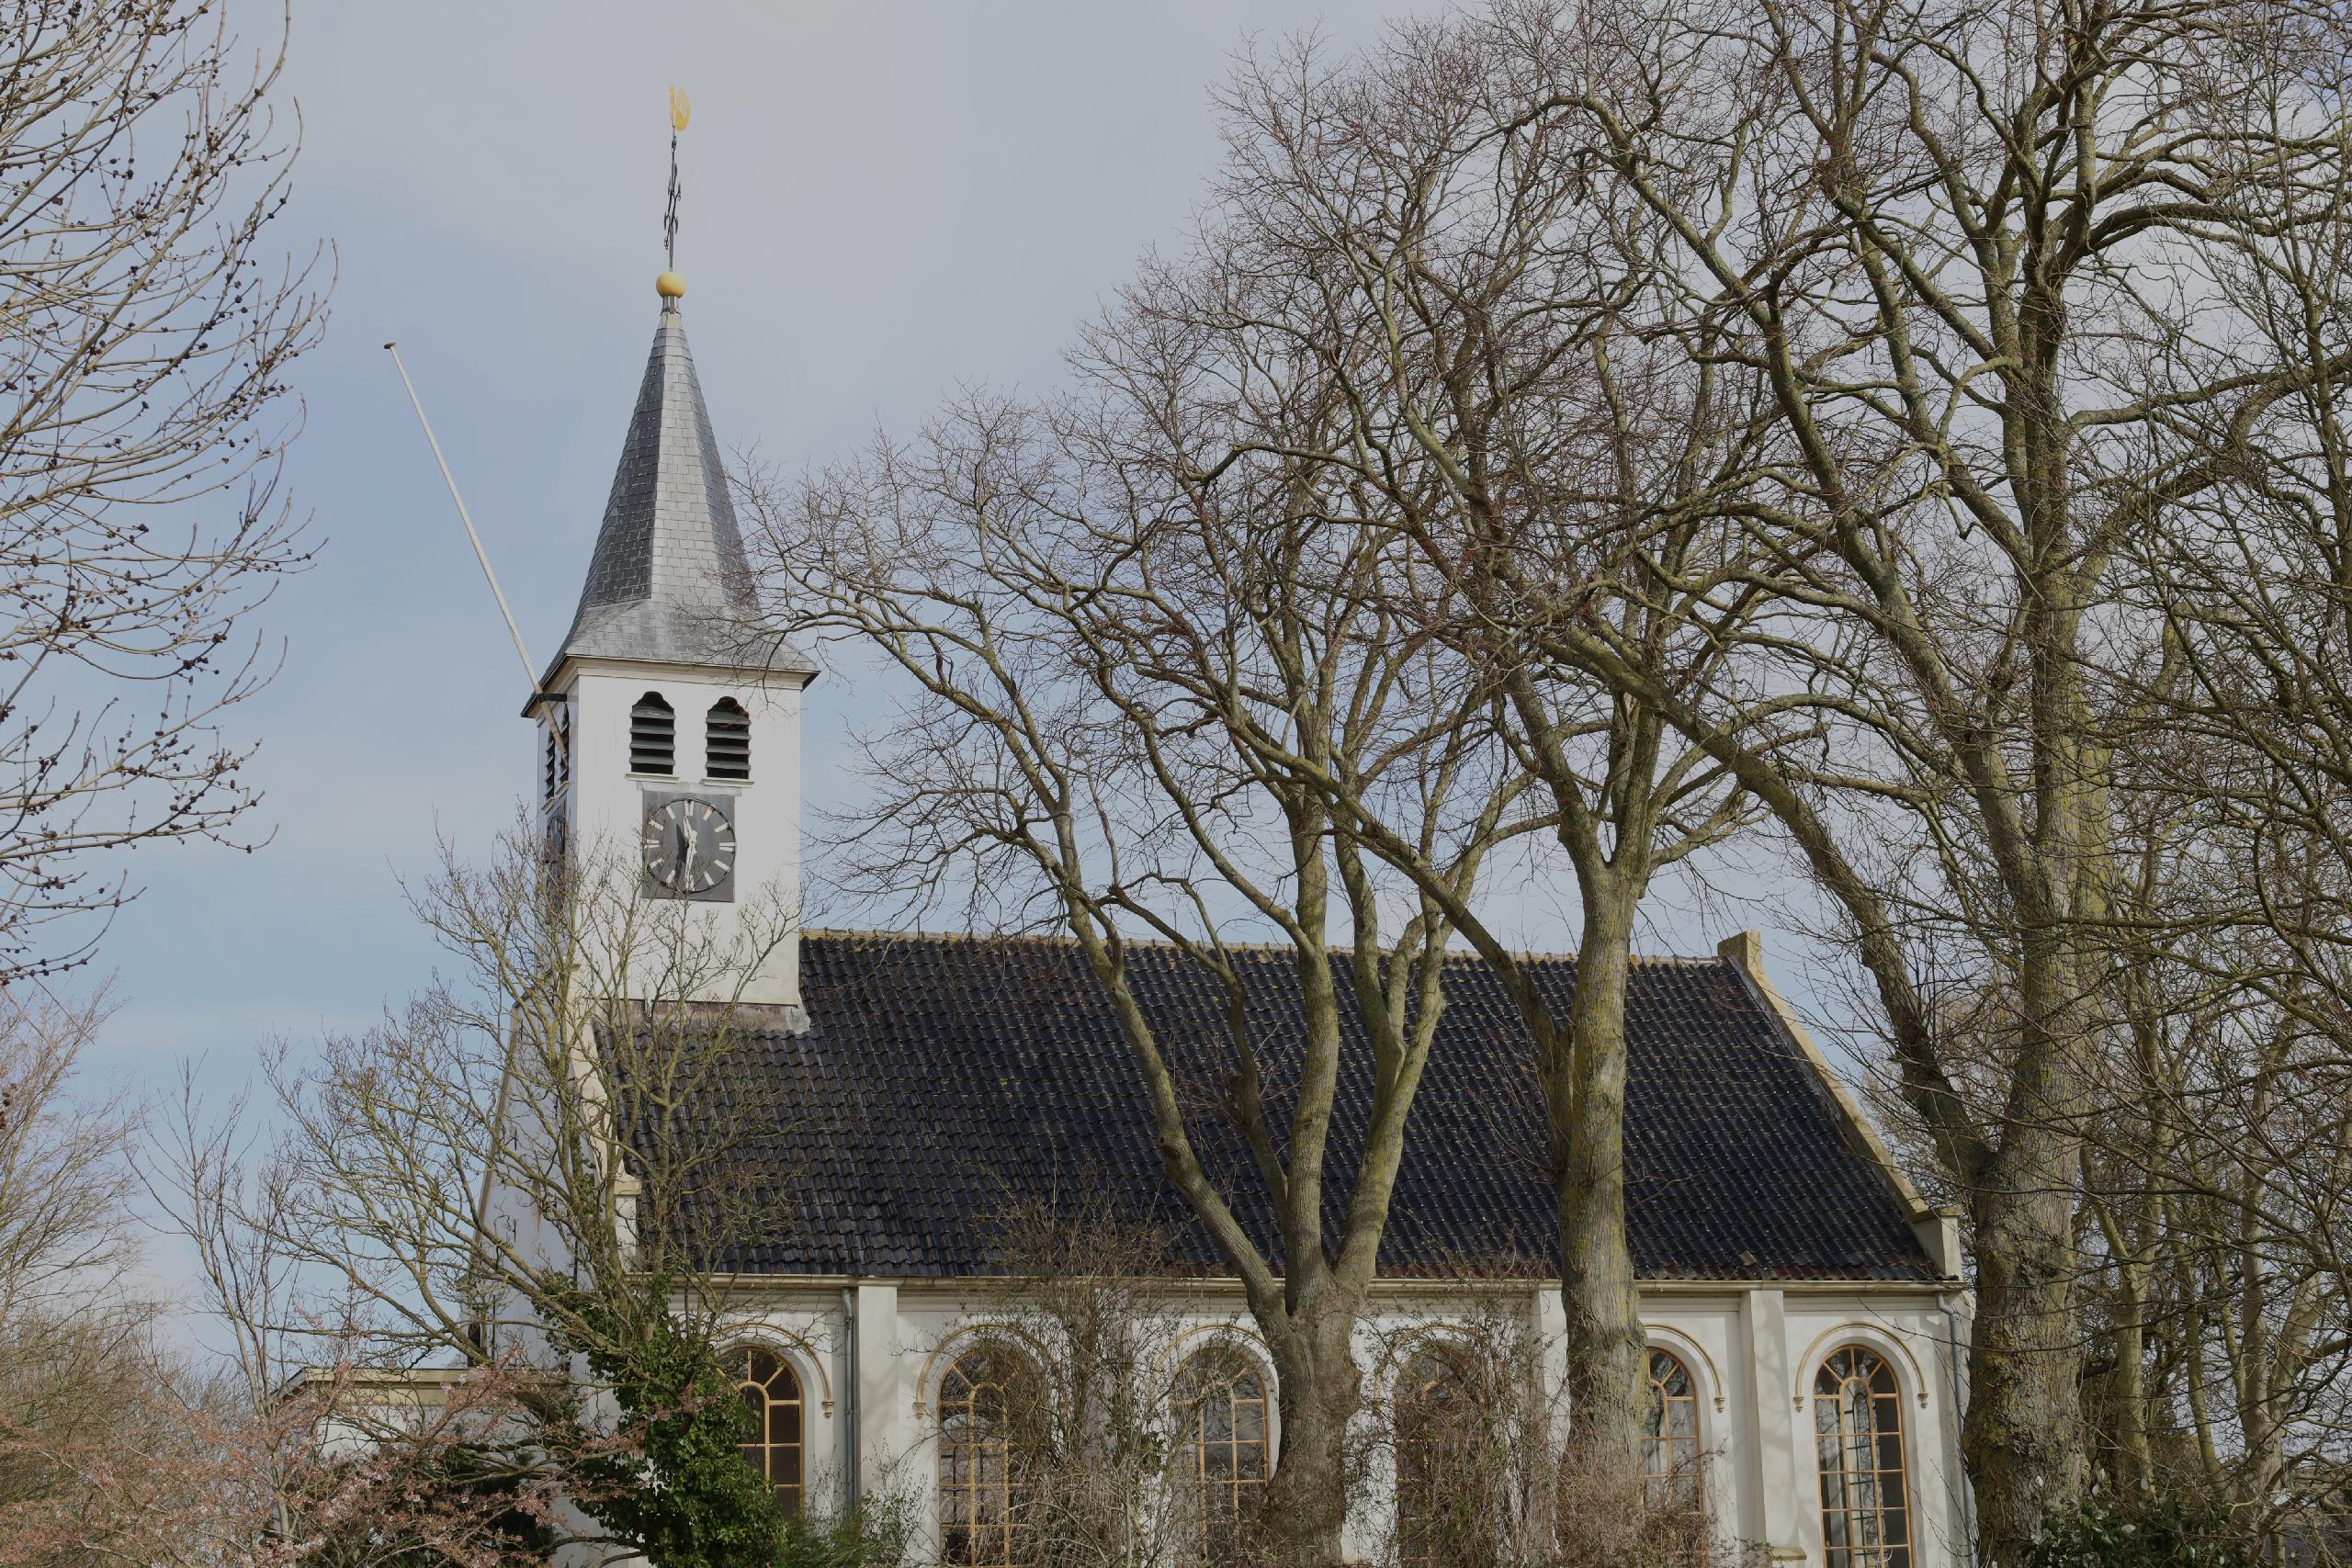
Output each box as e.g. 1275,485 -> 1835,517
661,87 -> 692,301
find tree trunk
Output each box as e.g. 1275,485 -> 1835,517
2108,1248 -> 2152,1492
1553,888 -> 1646,1461
1966,1133 -> 2089,1561
1262,1289 -> 1364,1568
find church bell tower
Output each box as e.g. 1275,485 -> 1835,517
528,264 -> 815,1016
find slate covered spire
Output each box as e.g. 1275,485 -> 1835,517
546,290 -> 812,684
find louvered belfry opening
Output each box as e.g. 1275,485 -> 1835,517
630,692 -> 675,775
707,697 -> 751,781
542,704 -> 571,802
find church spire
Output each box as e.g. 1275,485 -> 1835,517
546,296 -> 768,680
545,90 -> 811,687
526,91 -> 811,1021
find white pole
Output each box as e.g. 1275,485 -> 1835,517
383,341 -> 544,699
384,344 -> 560,1345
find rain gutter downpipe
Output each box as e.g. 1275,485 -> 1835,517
841,1286 -> 861,1508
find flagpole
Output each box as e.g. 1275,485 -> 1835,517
383,341 -> 543,699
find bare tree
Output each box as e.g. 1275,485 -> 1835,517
1362,1295 -> 1747,1568
749,373 -> 1534,1566
0,0 -> 326,976
1333,0 -> 2352,1552
1080,1 -> 2352,1554
250,1360 -> 573,1568
1128,27 -> 1809,1464
177,823 -> 807,1568
0,1320 -> 248,1568
0,984 -> 174,1567
0,987 -> 131,1322
965,1192 -> 1199,1568
2048,62 -> 2352,1546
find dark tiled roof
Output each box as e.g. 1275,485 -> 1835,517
691,931 -> 1935,1283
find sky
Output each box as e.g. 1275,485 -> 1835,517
77,3 -> 1851,1125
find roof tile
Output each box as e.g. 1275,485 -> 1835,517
680,932 -> 1933,1283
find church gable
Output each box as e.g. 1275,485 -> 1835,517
683,931 -> 1936,1283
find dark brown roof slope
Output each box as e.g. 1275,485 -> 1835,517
691,931 -> 1935,1283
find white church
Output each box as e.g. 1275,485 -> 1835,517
507,269 -> 1976,1568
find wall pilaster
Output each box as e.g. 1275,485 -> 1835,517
1742,1288 -> 1806,1562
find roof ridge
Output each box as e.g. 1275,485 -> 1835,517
797,925 -> 1732,967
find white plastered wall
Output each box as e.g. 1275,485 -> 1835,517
546,656 -> 808,1011
711,1280 -> 1973,1567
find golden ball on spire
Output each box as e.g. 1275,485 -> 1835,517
655,271 -> 687,299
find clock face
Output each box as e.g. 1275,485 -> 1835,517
641,796 -> 735,896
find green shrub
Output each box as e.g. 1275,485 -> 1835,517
2024,1486 -> 2258,1568
543,1280 -> 786,1568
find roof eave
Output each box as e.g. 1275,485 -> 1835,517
525,645 -> 820,716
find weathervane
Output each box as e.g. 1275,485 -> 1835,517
659,86 -> 691,303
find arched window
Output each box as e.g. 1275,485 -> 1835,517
1395,1344 -> 1498,1568
1815,1346 -> 1911,1568
939,1342 -> 1038,1568
1641,1347 -> 1708,1557
732,1347 -> 803,1518
707,697 -> 751,781
1172,1348 -> 1269,1559
1642,1348 -> 1703,1509
630,692 -> 674,775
